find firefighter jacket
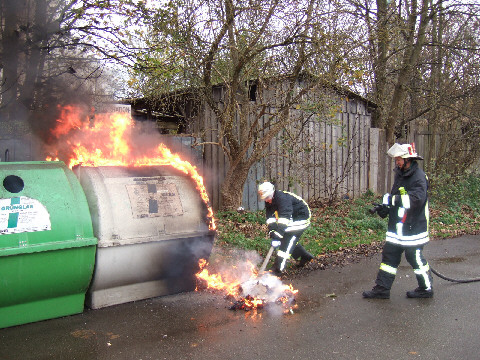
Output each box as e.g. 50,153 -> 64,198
386,161 -> 429,246
265,190 -> 311,239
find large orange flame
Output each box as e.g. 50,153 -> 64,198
46,104 -> 215,230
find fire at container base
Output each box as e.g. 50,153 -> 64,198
195,259 -> 298,314
75,165 -> 215,309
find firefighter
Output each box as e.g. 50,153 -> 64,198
363,143 -> 433,299
258,181 -> 314,275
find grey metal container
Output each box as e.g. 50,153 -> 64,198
74,165 -> 215,309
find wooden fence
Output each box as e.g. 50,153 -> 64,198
198,96 -> 400,211
1,110 -> 435,213
0,134 -> 42,162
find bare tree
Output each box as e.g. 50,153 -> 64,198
342,0 -> 479,151
0,0 -> 141,140
418,2 -> 480,175
130,0 -> 350,209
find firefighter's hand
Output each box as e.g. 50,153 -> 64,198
271,240 -> 281,248
377,205 -> 389,218
269,231 -> 282,247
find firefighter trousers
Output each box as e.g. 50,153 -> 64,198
375,241 -> 433,290
273,230 -> 312,272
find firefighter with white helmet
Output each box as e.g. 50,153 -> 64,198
363,143 -> 433,299
258,181 -> 314,275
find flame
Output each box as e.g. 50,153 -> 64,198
195,258 -> 254,297
46,104 -> 215,230
195,259 -> 298,313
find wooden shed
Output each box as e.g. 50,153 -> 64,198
126,77 -> 383,211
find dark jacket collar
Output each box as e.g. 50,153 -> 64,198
394,160 -> 418,177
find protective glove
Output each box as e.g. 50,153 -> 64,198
269,231 -> 282,248
271,240 -> 281,248
377,205 -> 389,218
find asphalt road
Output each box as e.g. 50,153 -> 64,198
1,235 -> 480,360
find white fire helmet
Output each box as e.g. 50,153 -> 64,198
258,181 -> 275,200
387,143 -> 423,160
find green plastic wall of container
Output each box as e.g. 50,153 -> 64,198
0,161 -> 97,328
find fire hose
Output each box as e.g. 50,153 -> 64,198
429,266 -> 480,283
369,203 -> 480,284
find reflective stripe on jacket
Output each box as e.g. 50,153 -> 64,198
265,190 -> 311,238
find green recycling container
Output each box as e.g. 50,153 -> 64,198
0,161 -> 97,328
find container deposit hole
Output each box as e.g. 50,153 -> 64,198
3,175 -> 25,193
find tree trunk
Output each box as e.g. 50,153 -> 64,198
220,160 -> 251,210
0,0 -> 24,126
385,0 -> 430,145
372,0 -> 389,129
20,0 -> 47,112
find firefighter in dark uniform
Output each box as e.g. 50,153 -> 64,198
363,143 -> 433,299
258,181 -> 314,275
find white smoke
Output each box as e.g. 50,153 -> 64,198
200,248 -> 297,314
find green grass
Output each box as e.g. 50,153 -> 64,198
215,174 -> 480,258
215,190 -> 387,257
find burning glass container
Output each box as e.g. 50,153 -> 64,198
0,161 -> 97,328
74,165 -> 215,309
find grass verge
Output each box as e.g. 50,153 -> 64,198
214,174 -> 480,263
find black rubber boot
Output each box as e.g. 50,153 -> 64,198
406,287 -> 433,298
362,285 -> 390,299
298,253 -> 314,267
292,243 -> 314,267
